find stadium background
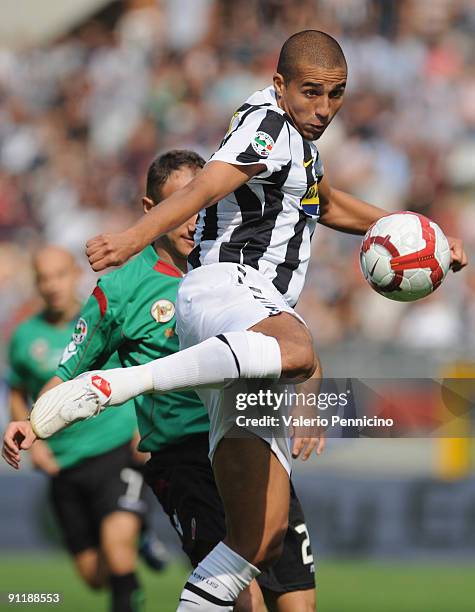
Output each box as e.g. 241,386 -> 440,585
0,0 -> 474,610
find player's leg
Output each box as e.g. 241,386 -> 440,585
89,444 -> 148,612
100,511 -> 144,612
74,549 -> 108,589
97,312 -> 316,400
144,435 -> 267,612
172,267 -> 315,610
49,471 -> 107,588
260,483 -> 316,611
214,434 -> 290,567
250,312 -> 318,380
266,589 -> 316,612
176,431 -> 290,611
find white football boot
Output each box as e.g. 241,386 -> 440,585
30,366 -> 153,439
30,372 -> 110,439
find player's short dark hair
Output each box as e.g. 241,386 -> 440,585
146,149 -> 205,202
277,30 -> 347,84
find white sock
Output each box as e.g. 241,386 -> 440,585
97,331 -> 282,406
152,331 -> 282,393
177,542 -> 259,611
87,365 -> 154,406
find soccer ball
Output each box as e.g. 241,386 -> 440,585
360,212 -> 451,302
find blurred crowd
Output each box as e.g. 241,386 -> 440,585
1,0 -> 475,359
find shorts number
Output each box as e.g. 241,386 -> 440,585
295,523 -> 313,565
120,468 -> 144,503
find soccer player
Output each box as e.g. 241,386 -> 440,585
3,150 -> 318,611
20,31 -> 467,610
5,246 -> 154,612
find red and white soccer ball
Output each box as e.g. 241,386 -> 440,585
360,212 -> 451,302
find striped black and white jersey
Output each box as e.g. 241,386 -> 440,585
188,86 -> 324,307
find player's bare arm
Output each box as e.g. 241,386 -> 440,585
86,161 -> 265,271
317,175 -> 386,234
2,421 -> 37,469
2,376 -> 66,471
318,175 -> 467,271
10,387 -> 59,474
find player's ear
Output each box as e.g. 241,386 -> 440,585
273,72 -> 285,99
142,196 -> 156,214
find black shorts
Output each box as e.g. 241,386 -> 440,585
144,434 -> 315,593
50,442 -> 148,555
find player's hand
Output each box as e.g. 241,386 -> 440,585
447,236 -> 467,272
30,439 -> 60,476
2,420 -> 37,470
86,231 -> 139,272
291,427 -> 326,461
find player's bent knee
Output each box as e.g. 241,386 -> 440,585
281,343 -> 318,381
101,512 -> 140,575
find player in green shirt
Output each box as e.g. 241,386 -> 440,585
5,246 -> 153,612
3,151 -> 317,611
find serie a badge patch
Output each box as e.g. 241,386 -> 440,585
150,299 -> 175,323
251,131 -> 274,158
72,318 -> 88,344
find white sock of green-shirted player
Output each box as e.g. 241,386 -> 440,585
30,331 -> 281,438
177,542 -> 260,611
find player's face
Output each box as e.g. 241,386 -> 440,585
273,64 -> 347,140
34,249 -> 80,314
145,166 -> 198,260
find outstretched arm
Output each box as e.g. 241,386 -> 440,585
86,161 -> 264,272
317,175 -> 467,270
317,175 -> 386,235
2,378 -> 65,471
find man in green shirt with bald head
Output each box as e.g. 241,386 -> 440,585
6,245 -> 151,612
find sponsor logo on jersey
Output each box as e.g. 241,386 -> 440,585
301,182 -> 320,217
303,157 -> 313,168
251,131 -> 274,158
91,374 -> 111,398
72,317 -> 88,344
151,299 -> 175,323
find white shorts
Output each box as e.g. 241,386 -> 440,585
176,262 -> 303,475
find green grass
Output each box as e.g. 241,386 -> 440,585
0,554 -> 474,611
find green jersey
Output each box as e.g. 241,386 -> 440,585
56,245 -> 209,452
7,313 -> 137,469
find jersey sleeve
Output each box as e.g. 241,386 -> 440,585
6,330 -> 25,389
210,107 -> 290,177
55,282 -> 123,381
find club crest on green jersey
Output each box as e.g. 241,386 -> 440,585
72,318 -> 88,344
251,131 -> 274,158
151,299 -> 175,323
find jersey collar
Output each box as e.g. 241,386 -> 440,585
143,245 -> 182,277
